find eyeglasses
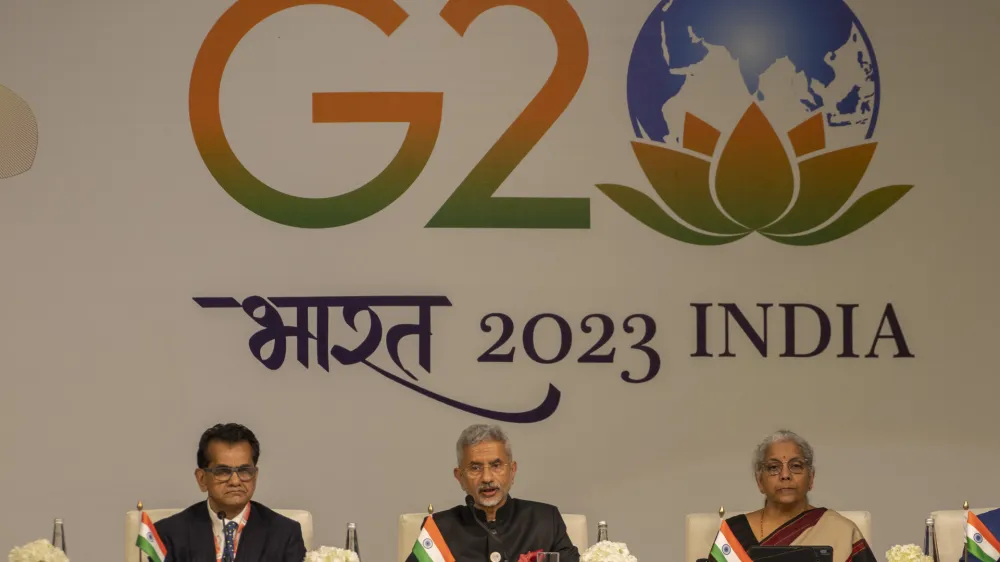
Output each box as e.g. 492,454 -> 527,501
204,465 -> 258,482
760,460 -> 809,476
462,461 -> 510,477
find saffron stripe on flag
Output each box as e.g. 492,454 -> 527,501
720,522 -> 752,562
423,517 -> 455,562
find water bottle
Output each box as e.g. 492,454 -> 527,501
345,522 -> 361,560
52,518 -> 66,553
925,517 -> 938,562
597,520 -> 609,542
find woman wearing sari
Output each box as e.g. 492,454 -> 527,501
710,430 -> 876,562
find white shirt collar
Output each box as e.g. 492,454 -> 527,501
208,500 -> 250,537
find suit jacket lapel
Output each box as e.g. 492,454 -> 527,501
234,504 -> 268,562
191,504 -> 217,562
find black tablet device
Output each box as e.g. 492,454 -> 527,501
748,545 -> 835,562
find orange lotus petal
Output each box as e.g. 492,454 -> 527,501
787,113 -> 825,157
682,113 -> 721,157
715,103 -> 794,230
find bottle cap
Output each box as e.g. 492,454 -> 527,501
348,523 -> 356,529
599,521 -> 607,526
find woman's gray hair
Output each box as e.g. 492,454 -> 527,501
752,429 -> 815,476
456,424 -> 513,466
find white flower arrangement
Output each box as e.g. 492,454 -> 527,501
885,544 -> 932,562
581,541 -> 638,562
7,539 -> 69,562
303,546 -> 359,562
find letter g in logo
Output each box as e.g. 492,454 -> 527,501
189,0 -> 443,228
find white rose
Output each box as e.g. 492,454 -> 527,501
8,539 -> 68,562
302,546 -> 359,562
581,541 -> 638,562
886,544 -> 932,562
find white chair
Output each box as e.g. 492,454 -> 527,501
124,508 -> 313,562
397,511 -> 588,562
685,510 -> 872,562
931,507 -> 998,562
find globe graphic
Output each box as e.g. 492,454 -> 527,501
627,0 -> 880,150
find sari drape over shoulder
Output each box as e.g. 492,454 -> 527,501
715,508 -> 876,562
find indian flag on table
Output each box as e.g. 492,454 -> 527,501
409,515 -> 455,562
967,512 -> 1000,562
136,512 -> 167,562
710,520 -> 752,562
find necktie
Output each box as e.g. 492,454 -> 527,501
223,521 -> 238,562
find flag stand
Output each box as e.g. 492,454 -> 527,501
964,500 -> 969,562
137,501 -> 144,562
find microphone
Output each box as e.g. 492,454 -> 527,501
216,510 -> 227,526
466,495 -> 508,562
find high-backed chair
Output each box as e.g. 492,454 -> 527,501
397,511 -> 589,562
931,507 -> 998,562
124,508 -> 313,562
685,510 -> 872,562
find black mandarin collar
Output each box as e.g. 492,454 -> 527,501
465,494 -> 517,524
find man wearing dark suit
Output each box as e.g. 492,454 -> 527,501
155,423 -> 306,562
407,424 -> 580,562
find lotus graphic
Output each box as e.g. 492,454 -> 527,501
0,84 -> 38,179
597,104 -> 912,246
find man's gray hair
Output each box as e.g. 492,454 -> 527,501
456,424 -> 513,466
752,429 -> 815,476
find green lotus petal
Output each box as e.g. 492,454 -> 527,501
596,183 -> 748,246
715,104 -> 795,230
0,84 -> 38,179
631,142 -> 745,235
763,143 -> 877,235
762,185 -> 913,246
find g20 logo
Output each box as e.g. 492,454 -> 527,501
190,0 -> 589,230
189,0 -> 911,245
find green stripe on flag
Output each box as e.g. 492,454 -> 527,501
711,544 -> 728,562
137,537 -> 163,562
412,542 -> 434,562
969,539 -> 998,562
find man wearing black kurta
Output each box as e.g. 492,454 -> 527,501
410,424 -> 580,562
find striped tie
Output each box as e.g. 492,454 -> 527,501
223,521 -> 238,562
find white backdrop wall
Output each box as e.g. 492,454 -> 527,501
1,0 -> 999,560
